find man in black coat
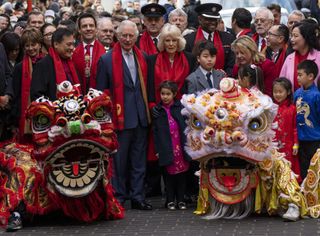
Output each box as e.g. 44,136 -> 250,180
184,3 -> 235,76
31,28 -> 79,101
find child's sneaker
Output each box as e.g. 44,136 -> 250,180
178,202 -> 187,210
6,212 -> 22,232
167,202 -> 176,210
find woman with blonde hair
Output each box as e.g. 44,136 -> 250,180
231,35 -> 276,96
146,23 -> 195,197
148,23 -> 195,103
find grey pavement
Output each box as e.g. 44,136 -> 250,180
1,197 -> 320,236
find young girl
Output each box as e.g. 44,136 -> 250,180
237,64 -> 264,92
152,80 -> 191,210
272,77 -> 301,182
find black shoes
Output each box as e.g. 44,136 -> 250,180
131,200 -> 153,210
6,212 -> 22,232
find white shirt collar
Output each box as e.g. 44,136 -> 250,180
83,40 -> 95,49
201,29 -> 213,40
199,66 -> 212,76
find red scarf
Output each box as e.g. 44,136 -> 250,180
274,44 -> 288,77
294,52 -> 309,91
48,47 -> 80,85
194,27 -> 225,70
72,40 -> 105,94
238,28 -> 252,37
252,33 -> 267,53
19,55 -> 33,140
111,42 -> 149,130
154,51 -> 189,102
139,31 -> 158,55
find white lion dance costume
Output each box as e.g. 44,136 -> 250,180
181,78 -> 320,221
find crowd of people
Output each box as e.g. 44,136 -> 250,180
0,0 -> 320,231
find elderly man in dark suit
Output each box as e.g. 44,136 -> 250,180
96,20 -> 152,210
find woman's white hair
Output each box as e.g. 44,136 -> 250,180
157,23 -> 186,52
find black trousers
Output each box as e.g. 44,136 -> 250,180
298,140 -> 320,180
163,171 -> 187,203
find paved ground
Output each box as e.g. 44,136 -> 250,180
1,197 -> 320,236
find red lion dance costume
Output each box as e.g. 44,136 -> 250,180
0,81 -> 124,230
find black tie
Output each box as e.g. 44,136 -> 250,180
153,38 -> 158,47
206,72 -> 213,88
208,33 -> 212,42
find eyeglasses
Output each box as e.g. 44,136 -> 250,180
267,32 -> 281,37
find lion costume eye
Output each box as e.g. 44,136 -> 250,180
33,114 -> 51,132
248,114 -> 267,133
191,115 -> 202,130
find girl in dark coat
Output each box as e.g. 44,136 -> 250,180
152,80 -> 191,210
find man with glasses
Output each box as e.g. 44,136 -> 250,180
185,3 -> 235,76
266,24 -> 291,76
96,20 -> 152,211
252,7 -> 274,53
97,17 -> 115,52
72,13 -> 105,94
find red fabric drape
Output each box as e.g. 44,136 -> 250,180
194,27 -> 225,70
294,52 -> 309,91
274,44 -> 288,77
154,52 -> 189,102
139,31 -> 158,55
238,29 -> 252,37
19,56 -> 32,141
72,40 -> 105,94
48,47 -> 80,85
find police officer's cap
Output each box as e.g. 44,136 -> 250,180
141,3 -> 166,18
195,3 -> 222,19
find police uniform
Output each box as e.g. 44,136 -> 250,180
136,3 -> 166,55
184,3 -> 235,76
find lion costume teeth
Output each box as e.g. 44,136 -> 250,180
182,78 -> 320,220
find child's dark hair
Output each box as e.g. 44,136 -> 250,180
192,40 -> 217,57
297,59 -> 319,80
272,77 -> 293,102
238,64 -> 265,92
159,80 -> 178,94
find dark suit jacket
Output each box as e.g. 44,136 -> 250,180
184,30 -> 235,76
96,49 -> 149,129
186,66 -> 225,94
31,55 -> 57,101
0,43 -> 13,97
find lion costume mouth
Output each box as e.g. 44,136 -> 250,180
46,139 -> 108,197
201,155 -> 258,205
